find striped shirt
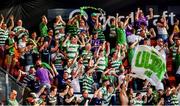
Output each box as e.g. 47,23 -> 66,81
47,95 -> 57,106
0,28 -> 9,46
81,50 -> 93,67
170,44 -> 177,61
13,26 -> 27,39
99,86 -> 107,97
66,43 -> 80,59
51,53 -> 65,71
54,23 -> 64,35
96,29 -> 105,42
96,57 -> 107,72
171,94 -> 179,105
132,99 -> 144,106
103,92 -> 115,105
109,25 -> 116,37
82,74 -> 94,93
110,59 -> 122,72
22,74 -> 35,84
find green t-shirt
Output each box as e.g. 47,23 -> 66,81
6,38 -> 15,55
7,99 -> 19,106
116,28 -> 127,45
128,47 -> 135,65
175,53 -> 180,71
39,22 -> 48,37
67,24 -> 79,36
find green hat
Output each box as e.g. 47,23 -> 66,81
102,77 -> 109,83
91,13 -> 97,17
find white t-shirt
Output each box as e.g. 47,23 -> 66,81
155,45 -> 166,60
71,77 -> 80,92
157,26 -> 168,35
127,34 -> 142,43
18,41 -> 26,49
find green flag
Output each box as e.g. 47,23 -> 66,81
131,45 -> 166,86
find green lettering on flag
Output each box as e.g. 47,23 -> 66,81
135,51 -> 143,67
133,46 -> 166,82
144,70 -> 152,78
143,51 -> 151,69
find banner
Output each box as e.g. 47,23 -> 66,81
131,45 -> 166,86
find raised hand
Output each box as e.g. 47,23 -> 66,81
149,8 -> 153,12
1,14 -> 4,20
10,15 -> 14,20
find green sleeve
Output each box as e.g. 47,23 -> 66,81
175,54 -> 180,70
128,48 -> 135,65
40,23 -> 48,37
42,62 -> 52,70
116,28 -> 127,45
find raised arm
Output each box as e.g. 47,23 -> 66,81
115,13 -> 119,28
178,45 -> 180,54
8,15 -> 14,31
169,33 -> 175,45
130,40 -> 139,49
39,43 -> 45,52
124,14 -> 130,28
51,41 -> 59,52
148,8 -> 154,20
89,57 -> 100,73
149,28 -> 156,38
135,8 -> 140,21
106,42 -> 110,57
96,45 -> 101,58
70,53 -> 79,66
77,35 -> 85,47
0,14 -> 4,27
59,16 -> 66,25
62,35 -> 70,47
94,15 -> 99,29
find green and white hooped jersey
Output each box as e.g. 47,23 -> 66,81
110,59 -> 122,72
55,33 -> 65,41
109,25 -> 116,37
96,57 -> 107,72
0,28 -> 9,46
66,43 -> 80,59
81,50 -> 93,67
171,94 -> 179,105
132,99 -> 144,106
171,44 -> 177,61
54,23 -> 64,35
82,74 -> 94,93
13,26 -> 27,39
52,53 -> 65,71
97,29 -> 105,41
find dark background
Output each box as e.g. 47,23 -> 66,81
0,0 -> 180,33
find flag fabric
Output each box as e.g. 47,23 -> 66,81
131,45 -> 166,87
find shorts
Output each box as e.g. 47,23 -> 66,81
158,34 -> 168,42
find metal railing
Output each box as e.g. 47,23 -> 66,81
0,67 -> 25,104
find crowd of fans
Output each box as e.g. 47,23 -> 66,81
0,7 -> 180,105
